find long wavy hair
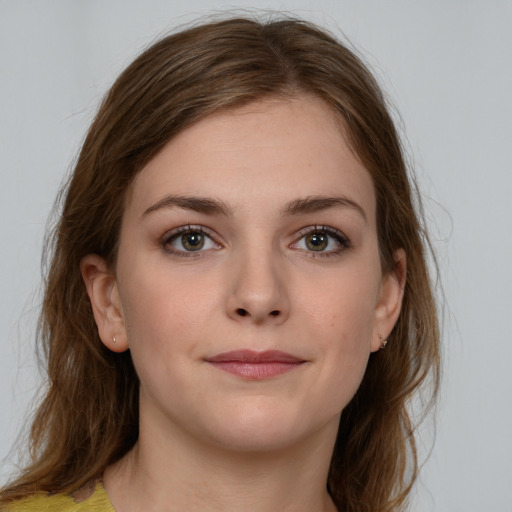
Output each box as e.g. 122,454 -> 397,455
1,16 -> 440,512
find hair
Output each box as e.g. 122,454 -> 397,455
1,15 -> 440,512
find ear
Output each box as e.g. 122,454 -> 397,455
371,249 -> 407,352
80,254 -> 129,353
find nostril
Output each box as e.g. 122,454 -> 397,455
235,308 -> 281,318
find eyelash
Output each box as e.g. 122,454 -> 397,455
161,224 -> 220,257
160,224 -> 351,258
292,225 -> 351,258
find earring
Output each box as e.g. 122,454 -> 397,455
378,333 -> 388,349
112,335 -> 117,344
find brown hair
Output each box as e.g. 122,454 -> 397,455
1,16 -> 440,512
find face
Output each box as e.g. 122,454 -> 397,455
84,96 -> 404,453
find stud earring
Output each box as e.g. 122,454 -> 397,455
112,336 -> 117,344
378,333 -> 388,349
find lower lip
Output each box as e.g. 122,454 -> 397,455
208,361 -> 304,380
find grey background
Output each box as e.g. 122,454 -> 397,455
1,1 -> 511,510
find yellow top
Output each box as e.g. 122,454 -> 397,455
4,480 -> 116,512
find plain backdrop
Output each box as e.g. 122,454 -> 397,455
1,1 -> 511,511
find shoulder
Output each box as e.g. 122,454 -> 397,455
3,480 -> 115,512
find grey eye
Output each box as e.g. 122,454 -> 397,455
180,232 -> 205,251
305,233 -> 328,251
166,228 -> 218,253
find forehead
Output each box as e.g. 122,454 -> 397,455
126,96 -> 375,220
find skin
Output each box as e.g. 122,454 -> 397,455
81,96 -> 405,512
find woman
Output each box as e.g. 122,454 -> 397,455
1,15 -> 440,512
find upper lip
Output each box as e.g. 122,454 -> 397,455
206,350 -> 304,363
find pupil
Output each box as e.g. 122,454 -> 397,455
307,233 -> 327,251
182,232 -> 204,250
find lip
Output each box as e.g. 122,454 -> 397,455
205,350 -> 306,380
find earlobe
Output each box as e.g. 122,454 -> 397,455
371,249 -> 407,352
80,254 -> 129,353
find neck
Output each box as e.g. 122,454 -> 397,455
103,413 -> 339,512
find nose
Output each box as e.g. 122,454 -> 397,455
225,246 -> 290,325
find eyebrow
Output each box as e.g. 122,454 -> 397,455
142,195 -> 233,218
142,194 -> 367,222
282,195 -> 367,222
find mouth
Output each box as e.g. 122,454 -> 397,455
205,350 -> 306,380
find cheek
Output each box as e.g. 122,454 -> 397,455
121,279 -> 208,352
117,259 -> 227,387
296,268 -> 380,410
120,250 -> 218,327
119,277 -> 206,414
300,265 -> 380,348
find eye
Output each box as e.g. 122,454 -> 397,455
163,226 -> 220,255
292,226 -> 350,255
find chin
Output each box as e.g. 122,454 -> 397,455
210,425 -> 306,454
199,398 -> 338,454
